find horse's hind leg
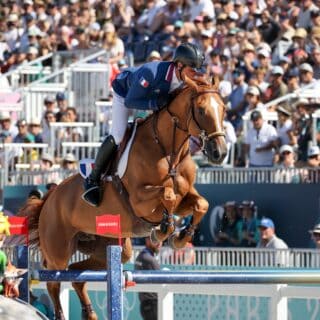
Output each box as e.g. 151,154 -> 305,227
170,187 -> 209,249
69,237 -> 132,320
69,257 -> 102,320
47,282 -> 65,320
40,221 -> 75,319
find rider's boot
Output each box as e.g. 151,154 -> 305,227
82,135 -> 117,207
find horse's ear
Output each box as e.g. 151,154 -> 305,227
211,75 -> 220,90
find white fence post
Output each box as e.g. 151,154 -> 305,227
270,284 -> 288,320
158,289 -> 174,320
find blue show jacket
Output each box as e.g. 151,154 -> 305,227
112,61 -> 176,110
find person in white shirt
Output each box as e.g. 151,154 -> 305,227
243,110 -> 278,167
276,105 -> 295,147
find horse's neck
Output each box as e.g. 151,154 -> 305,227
155,98 -> 191,155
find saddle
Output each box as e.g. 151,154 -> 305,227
108,118 -> 145,178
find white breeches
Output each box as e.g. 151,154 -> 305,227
110,93 -> 130,145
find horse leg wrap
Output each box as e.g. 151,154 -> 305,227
160,211 -> 174,234
81,304 -> 97,320
180,224 -> 196,239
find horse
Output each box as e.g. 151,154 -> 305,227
19,75 -> 227,319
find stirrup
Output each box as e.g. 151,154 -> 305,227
82,186 -> 102,207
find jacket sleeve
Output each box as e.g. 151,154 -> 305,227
124,68 -> 160,110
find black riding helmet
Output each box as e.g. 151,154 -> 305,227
173,43 -> 204,69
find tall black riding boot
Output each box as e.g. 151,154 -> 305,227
82,135 -> 117,207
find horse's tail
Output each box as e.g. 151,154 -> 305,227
17,189 -> 54,247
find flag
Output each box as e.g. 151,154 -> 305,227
96,215 -> 121,245
8,217 -> 28,235
139,77 -> 149,88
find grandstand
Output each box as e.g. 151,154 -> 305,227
0,1 -> 319,319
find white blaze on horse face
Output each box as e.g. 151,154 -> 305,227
210,96 -> 222,133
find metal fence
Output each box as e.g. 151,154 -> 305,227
0,165 -> 318,188
3,245 -> 320,269
195,166 -> 320,184
61,141 -> 101,159
48,122 -> 95,158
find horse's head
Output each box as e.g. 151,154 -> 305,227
184,75 -> 228,164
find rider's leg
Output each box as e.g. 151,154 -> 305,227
82,93 -> 129,206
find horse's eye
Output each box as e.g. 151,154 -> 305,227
198,107 -> 205,116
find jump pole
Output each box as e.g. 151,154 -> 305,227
34,246 -> 123,320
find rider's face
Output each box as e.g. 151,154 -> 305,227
181,66 -> 198,80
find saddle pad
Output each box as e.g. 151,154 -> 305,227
117,121 -> 138,178
78,121 -> 138,179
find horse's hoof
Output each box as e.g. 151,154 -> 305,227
168,233 -> 186,249
168,234 -> 178,249
150,228 -> 161,245
81,304 -> 98,320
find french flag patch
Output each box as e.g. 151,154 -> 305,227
139,77 -> 149,88
79,158 -> 95,179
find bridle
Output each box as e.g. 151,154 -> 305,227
152,88 -> 226,177
189,89 -> 226,151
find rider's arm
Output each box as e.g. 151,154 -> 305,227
124,68 -> 164,110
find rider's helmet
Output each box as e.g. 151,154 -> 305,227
173,43 -> 204,69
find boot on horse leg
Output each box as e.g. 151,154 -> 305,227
82,135 -> 117,207
150,187 -> 176,243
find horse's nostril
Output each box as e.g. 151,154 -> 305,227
213,150 -> 220,159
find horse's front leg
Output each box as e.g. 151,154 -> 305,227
150,186 -> 176,243
170,187 -> 209,249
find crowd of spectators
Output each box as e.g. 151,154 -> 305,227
0,0 -> 319,169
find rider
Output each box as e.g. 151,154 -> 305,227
82,43 -> 205,207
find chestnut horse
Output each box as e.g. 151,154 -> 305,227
19,76 -> 227,319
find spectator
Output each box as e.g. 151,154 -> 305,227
257,217 -> 289,267
59,107 -> 84,143
101,22 -> 125,83
294,98 -> 312,162
243,110 -> 278,167
305,145 -> 320,183
299,63 -> 316,87
238,200 -> 259,247
257,217 -> 288,249
244,85 -> 265,112
286,68 -> 300,93
28,118 -> 43,144
147,50 -> 162,62
263,66 -> 288,104
0,111 -> 18,139
55,92 -> 68,122
227,67 -> 248,131
214,201 -> 241,247
258,9 -> 281,45
135,237 -> 162,320
309,223 -> 320,249
13,119 -> 34,143
41,110 -> 56,145
274,144 -> 303,183
61,152 -> 78,171
297,0 -> 318,30
276,105 -> 296,147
